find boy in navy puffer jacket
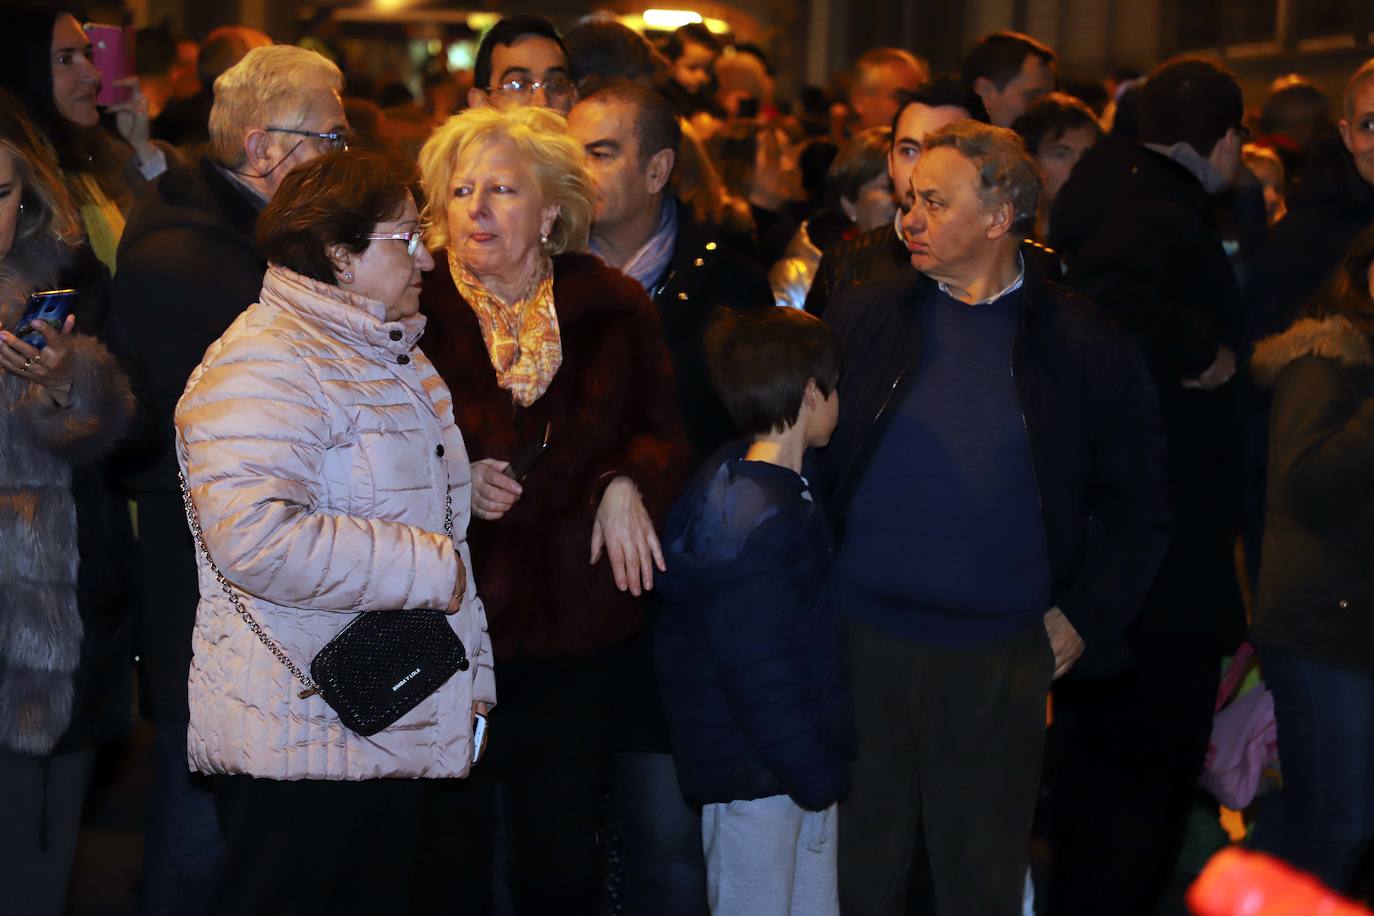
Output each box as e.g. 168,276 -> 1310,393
656,307 -> 853,916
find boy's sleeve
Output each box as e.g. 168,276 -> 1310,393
699,522 -> 847,811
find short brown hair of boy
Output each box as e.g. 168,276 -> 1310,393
255,150 -> 413,284
705,307 -> 841,436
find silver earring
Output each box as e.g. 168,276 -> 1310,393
342,270 -> 354,283
17,202 -> 23,214
539,231 -> 549,246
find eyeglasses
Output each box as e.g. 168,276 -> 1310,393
491,74 -> 574,101
266,127 -> 349,151
367,230 -> 424,256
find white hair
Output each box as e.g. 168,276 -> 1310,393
208,46 -> 343,168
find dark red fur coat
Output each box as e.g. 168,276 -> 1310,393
420,252 -> 690,659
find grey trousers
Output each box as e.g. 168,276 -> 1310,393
0,747 -> 96,916
702,795 -> 839,916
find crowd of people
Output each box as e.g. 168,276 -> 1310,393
3,3 -> 1374,915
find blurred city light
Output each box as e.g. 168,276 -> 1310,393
642,9 -> 705,30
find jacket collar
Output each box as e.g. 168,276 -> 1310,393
591,196 -> 678,292
665,197 -> 711,268
652,200 -> 716,327
1252,315 -> 1374,387
893,247 -> 1048,318
258,264 -> 426,358
935,253 -> 1026,306
1142,141 -> 1229,195
200,156 -> 264,242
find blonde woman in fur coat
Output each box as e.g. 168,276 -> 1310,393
0,91 -> 134,916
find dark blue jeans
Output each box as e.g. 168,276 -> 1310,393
140,719 -> 224,916
611,752 -> 708,915
1261,645 -> 1374,891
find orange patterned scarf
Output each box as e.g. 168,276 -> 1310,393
449,249 -> 561,407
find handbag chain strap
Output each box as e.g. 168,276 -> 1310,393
178,471 -> 455,700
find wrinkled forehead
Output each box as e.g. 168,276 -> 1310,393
911,145 -> 979,195
451,136 -> 530,182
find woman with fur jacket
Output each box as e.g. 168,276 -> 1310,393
0,91 -> 134,915
1252,222 -> 1374,893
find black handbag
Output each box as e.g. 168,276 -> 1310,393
179,473 -> 470,737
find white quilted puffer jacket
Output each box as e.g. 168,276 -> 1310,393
175,265 -> 495,780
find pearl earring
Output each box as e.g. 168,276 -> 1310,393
539,231 -> 549,246
343,271 -> 354,283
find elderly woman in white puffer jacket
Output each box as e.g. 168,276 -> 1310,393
174,150 -> 495,916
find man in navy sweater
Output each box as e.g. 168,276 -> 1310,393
821,120 -> 1171,915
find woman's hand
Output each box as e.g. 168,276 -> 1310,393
105,78 -> 155,165
0,314 -> 78,398
590,476 -> 664,597
445,551 -> 468,614
470,458 -> 522,520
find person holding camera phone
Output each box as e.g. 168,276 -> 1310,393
0,5 -> 177,274
0,91 -> 135,916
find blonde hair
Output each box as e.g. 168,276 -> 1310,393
0,92 -> 81,263
208,45 -> 343,169
417,105 -> 593,255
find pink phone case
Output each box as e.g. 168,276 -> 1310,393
85,24 -> 134,108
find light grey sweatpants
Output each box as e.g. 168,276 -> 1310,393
701,794 -> 839,916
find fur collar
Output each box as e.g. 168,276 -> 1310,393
1252,315 -> 1374,387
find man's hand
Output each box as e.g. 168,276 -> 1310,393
1044,607 -> 1085,680
590,476 -> 664,597
1182,344 -> 1237,390
470,458 -> 522,520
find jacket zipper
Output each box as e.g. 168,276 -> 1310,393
1010,335 -> 1045,513
834,330 -> 922,507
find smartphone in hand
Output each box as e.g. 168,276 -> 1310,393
12,290 -> 77,350
472,713 -> 488,764
85,23 -> 135,108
